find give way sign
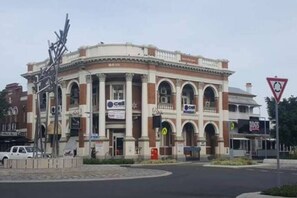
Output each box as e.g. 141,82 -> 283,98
266,77 -> 288,104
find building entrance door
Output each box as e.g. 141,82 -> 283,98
113,133 -> 124,156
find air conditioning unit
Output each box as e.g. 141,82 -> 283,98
160,87 -> 167,95
205,101 -> 210,107
50,106 -> 56,114
51,106 -> 62,114
160,96 -> 168,103
58,105 -> 62,112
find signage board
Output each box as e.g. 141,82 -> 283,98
161,127 -> 168,136
108,111 -> 125,119
238,119 -> 270,134
71,117 -> 80,129
267,77 -> 288,104
106,100 -> 125,110
183,104 -> 196,113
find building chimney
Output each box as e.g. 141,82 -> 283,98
246,83 -> 252,93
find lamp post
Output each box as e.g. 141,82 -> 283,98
82,68 -> 92,158
259,117 -> 268,159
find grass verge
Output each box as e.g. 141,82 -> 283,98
262,184 -> 297,197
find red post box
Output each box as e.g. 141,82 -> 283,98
151,148 -> 158,160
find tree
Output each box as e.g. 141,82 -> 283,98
265,96 -> 297,149
0,90 -> 9,119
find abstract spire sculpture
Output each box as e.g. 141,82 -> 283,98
33,14 -> 70,158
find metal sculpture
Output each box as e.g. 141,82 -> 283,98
33,14 -> 70,158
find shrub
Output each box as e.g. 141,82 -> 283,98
262,184 -> 297,197
83,158 -> 134,164
139,159 -> 177,164
212,157 -> 254,166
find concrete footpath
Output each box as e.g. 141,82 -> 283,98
0,165 -> 171,183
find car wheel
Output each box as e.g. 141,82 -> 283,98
2,157 -> 7,165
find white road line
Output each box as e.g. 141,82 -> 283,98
259,170 -> 269,173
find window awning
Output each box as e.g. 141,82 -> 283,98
231,137 -> 249,140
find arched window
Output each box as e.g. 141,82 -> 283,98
70,83 -> 79,106
204,87 -> 216,112
40,92 -> 47,111
182,84 -> 194,105
58,87 -> 62,106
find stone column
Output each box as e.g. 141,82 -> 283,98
217,85 -> 224,156
198,82 -> 206,156
139,75 -> 150,159
124,73 -> 135,158
174,79 -> 185,160
61,81 -> 67,140
97,73 -> 108,158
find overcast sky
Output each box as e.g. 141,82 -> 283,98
1,0 -> 297,118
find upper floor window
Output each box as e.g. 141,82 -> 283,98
40,93 -> 47,111
159,82 -> 172,104
112,84 -> 124,100
239,106 -> 248,113
70,84 -> 79,106
58,87 -> 62,106
229,105 -> 237,112
92,86 -> 98,106
182,85 -> 194,105
11,123 -> 16,131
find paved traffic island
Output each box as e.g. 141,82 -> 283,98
0,165 -> 171,183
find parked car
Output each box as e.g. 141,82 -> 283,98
0,146 -> 42,164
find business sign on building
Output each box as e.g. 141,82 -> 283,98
108,111 -> 125,120
238,118 -> 270,134
106,100 -> 125,110
249,117 -> 260,132
183,104 -> 196,113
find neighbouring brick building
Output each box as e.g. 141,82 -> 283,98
0,83 -> 28,151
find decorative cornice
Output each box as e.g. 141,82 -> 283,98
61,56 -> 233,75
23,56 -> 234,79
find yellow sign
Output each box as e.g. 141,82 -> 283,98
230,122 -> 235,130
161,127 -> 168,136
48,122 -> 62,135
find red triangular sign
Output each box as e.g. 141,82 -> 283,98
266,77 -> 288,103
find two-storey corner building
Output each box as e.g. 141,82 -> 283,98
0,83 -> 28,151
22,43 -> 234,160
228,83 -> 275,158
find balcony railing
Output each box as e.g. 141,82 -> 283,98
157,103 -> 173,110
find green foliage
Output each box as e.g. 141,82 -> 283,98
83,158 -> 134,164
265,96 -> 297,147
0,90 -> 9,119
262,184 -> 297,197
212,157 -> 254,166
139,159 -> 177,164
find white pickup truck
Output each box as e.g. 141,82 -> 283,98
0,146 -> 40,164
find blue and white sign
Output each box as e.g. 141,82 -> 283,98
108,110 -> 125,119
106,100 -> 125,110
183,104 -> 196,113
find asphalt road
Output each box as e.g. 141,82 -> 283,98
1,164 -> 297,198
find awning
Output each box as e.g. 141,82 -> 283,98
231,137 -> 249,140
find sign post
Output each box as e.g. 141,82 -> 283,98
267,76 -> 288,187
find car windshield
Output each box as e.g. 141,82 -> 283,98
25,147 -> 41,153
